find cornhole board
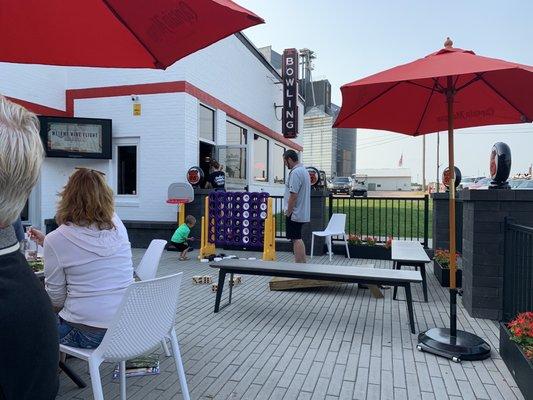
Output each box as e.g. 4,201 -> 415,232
269,277 -> 384,298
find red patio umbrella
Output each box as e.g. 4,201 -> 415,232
335,38 -> 533,361
0,0 -> 263,69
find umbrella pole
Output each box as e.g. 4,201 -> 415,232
446,77 -> 458,337
416,76 -> 491,362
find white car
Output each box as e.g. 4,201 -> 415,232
458,177 -> 476,190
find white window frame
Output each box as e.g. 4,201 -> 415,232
272,143 -> 287,185
218,119 -> 249,188
113,137 -> 140,206
198,103 -> 216,145
252,133 -> 269,183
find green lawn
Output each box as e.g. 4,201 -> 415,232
330,198 -> 432,240
274,197 -> 432,241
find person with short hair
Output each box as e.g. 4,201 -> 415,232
0,95 -> 59,400
169,215 -> 196,260
206,160 -> 226,191
29,168 -> 133,349
283,150 -> 311,263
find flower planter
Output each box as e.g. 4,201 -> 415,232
332,243 -> 391,260
500,322 -> 533,400
433,259 -> 462,287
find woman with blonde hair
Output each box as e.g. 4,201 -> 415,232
30,167 -> 133,349
0,95 -> 58,400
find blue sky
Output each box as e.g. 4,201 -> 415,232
240,0 -> 533,182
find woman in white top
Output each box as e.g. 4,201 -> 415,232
29,167 -> 133,349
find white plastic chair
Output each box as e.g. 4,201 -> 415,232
135,239 -> 167,281
60,273 -> 190,400
311,213 -> 350,261
134,239 -> 171,356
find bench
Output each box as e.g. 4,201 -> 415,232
209,260 -> 422,333
391,240 -> 430,302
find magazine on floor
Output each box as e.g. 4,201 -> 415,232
112,355 -> 160,379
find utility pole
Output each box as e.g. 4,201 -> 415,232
422,135 -> 426,192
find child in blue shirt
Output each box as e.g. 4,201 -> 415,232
169,215 -> 196,260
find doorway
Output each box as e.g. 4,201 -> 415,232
199,141 -> 215,185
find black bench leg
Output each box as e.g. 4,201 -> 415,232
404,284 -> 416,334
228,273 -> 234,305
393,262 -> 401,300
420,264 -> 428,302
214,270 -> 226,313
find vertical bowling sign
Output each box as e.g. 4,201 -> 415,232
282,48 -> 299,138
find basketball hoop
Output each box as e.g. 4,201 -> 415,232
166,198 -> 189,205
167,182 -> 194,205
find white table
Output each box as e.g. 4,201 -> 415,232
391,240 -> 430,302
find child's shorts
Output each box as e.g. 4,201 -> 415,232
169,241 -> 189,252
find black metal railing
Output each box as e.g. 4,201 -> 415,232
328,194 -> 430,247
271,195 -> 286,238
503,219 -> 533,322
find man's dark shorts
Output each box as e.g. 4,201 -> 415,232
286,216 -> 305,240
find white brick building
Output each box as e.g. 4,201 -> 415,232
0,33 -> 304,228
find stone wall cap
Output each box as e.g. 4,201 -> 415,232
461,188 -> 533,201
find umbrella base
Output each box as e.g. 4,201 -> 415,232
417,328 -> 491,362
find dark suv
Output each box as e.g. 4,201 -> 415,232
330,177 -> 352,195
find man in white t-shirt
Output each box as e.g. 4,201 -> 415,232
283,150 -> 311,263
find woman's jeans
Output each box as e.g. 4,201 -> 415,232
58,318 -> 106,349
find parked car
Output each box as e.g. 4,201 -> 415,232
351,178 -> 368,197
469,177 -> 492,189
516,180 -> 533,190
458,177 -> 478,190
330,177 -> 352,195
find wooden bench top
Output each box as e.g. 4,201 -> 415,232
392,240 -> 430,263
210,259 -> 422,283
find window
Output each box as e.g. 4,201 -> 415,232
117,145 -> 137,195
226,121 -> 247,145
273,144 -> 286,184
199,104 -> 215,142
218,147 -> 246,181
218,121 -> 248,185
253,134 -> 268,182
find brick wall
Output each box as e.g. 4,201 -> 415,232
431,193 -> 463,253
461,189 -> 533,320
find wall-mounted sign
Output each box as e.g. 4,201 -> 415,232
133,102 -> 141,116
282,48 -> 299,139
38,116 -> 112,159
186,166 -> 204,187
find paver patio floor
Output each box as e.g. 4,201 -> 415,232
56,249 -> 524,400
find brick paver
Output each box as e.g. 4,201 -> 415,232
56,249 -> 524,400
